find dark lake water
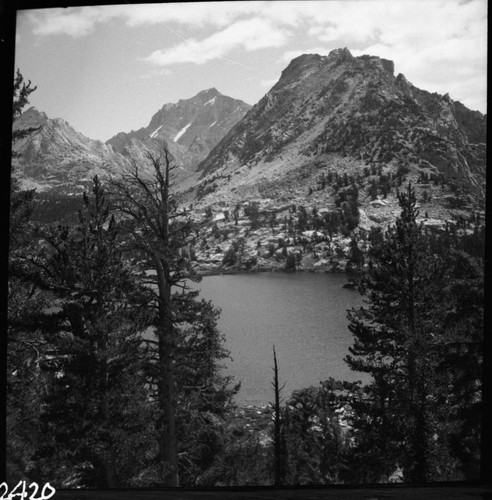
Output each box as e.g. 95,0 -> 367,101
193,272 -> 366,405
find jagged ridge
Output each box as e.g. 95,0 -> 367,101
12,107 -> 131,191
198,48 -> 485,195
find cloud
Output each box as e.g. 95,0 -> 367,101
119,2 -> 269,28
23,3 -> 276,37
304,0 -> 487,111
143,18 -> 290,67
27,7 -> 104,38
302,0 -> 486,54
20,1 -> 487,112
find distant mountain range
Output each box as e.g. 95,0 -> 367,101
12,48 -> 486,232
12,88 -> 251,194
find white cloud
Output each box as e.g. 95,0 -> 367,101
27,7 -> 104,38
305,0 -> 487,111
23,3 -> 276,37
20,1 -> 487,112
144,18 -> 290,66
119,2 -> 270,28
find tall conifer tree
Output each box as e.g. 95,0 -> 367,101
111,142 -> 236,486
345,183 -> 483,482
7,70 -> 41,482
23,177 -> 154,487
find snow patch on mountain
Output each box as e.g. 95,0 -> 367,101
204,96 -> 217,106
209,120 -> 217,128
174,123 -> 192,142
150,125 -> 162,138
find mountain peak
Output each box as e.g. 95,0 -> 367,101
106,88 -> 251,169
357,53 -> 395,74
200,87 -> 221,97
280,53 -> 326,83
14,106 -> 48,130
291,53 -> 325,64
327,47 -> 354,62
176,88 -> 222,106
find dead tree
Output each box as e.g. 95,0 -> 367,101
271,345 -> 286,485
110,142 -> 195,486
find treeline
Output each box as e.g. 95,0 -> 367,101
30,192 -> 86,224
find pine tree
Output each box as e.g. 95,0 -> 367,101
7,70 -> 40,482
346,184 -> 447,481
244,202 -> 261,229
110,145 -> 188,485
345,183 -> 483,482
172,296 -> 238,486
111,142 -> 236,485
346,236 -> 364,279
435,249 -> 483,479
285,253 -> 297,272
281,382 -> 349,484
9,69 -> 38,263
11,69 -> 38,213
23,177 -> 154,487
270,346 -> 286,485
11,69 -> 38,146
296,205 -> 309,233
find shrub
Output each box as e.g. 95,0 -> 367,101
285,253 -> 296,271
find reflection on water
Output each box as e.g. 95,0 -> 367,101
192,272 -> 367,404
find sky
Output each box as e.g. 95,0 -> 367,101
14,0 -> 487,142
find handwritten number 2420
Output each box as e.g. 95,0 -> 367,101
0,482 -> 56,500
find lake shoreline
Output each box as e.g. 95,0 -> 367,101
230,401 -> 351,447
197,266 -> 351,278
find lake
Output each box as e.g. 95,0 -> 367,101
193,272 -> 366,405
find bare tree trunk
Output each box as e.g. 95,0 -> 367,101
111,143 -> 184,486
155,256 -> 179,486
406,258 -> 430,483
272,346 -> 284,486
101,346 -> 116,488
158,331 -> 178,486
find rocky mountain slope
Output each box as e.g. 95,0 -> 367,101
12,89 -> 251,222
198,48 -> 485,195
184,48 -> 485,274
12,88 -> 251,195
12,106 -> 131,194
106,88 -> 251,173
